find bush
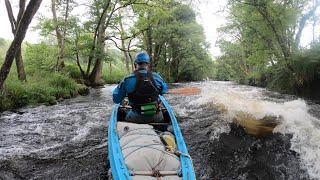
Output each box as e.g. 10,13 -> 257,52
267,43 -> 320,95
102,63 -> 128,84
4,79 -> 30,108
24,43 -> 58,73
48,73 -> 77,89
65,63 -> 82,79
0,72 -> 83,111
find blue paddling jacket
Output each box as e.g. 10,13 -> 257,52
113,69 -> 168,105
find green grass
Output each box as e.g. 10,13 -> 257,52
0,71 -> 88,111
0,59 -> 126,111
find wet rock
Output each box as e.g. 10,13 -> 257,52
78,85 -> 90,96
10,109 -> 25,115
179,98 -> 309,180
0,160 -> 25,180
206,123 -> 309,180
180,107 -> 223,180
233,112 -> 280,137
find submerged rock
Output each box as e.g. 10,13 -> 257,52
180,101 -> 308,180
205,123 -> 308,179
233,112 -> 280,137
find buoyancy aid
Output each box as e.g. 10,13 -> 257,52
128,70 -> 160,115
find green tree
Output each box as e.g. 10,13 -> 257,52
4,0 -> 27,81
134,2 -> 212,82
216,0 -> 320,93
0,0 -> 42,90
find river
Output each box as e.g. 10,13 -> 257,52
0,81 -> 319,179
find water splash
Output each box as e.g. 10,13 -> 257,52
0,87 -> 112,179
184,81 -> 320,179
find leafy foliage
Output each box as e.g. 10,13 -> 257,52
0,38 -> 10,61
24,43 -> 58,72
0,72 -> 84,111
134,2 -> 213,82
215,0 -> 320,97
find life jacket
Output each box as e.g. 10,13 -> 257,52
128,70 -> 160,114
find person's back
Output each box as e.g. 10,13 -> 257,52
113,52 -> 168,123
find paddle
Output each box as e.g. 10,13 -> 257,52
167,87 -> 201,95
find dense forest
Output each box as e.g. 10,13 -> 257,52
0,0 -> 320,111
0,0 -> 213,111
214,0 -> 320,99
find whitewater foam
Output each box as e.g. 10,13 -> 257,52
187,81 -> 320,179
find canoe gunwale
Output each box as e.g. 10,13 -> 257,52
159,95 -> 196,180
108,104 -> 131,180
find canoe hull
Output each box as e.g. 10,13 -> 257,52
108,95 -> 195,180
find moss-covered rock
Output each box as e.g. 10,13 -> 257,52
77,84 -> 90,96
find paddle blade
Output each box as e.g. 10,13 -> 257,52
168,87 -> 201,95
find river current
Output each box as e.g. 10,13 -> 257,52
0,81 -> 319,179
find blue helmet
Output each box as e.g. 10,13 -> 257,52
135,52 -> 150,64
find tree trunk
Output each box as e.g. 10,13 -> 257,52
122,39 -> 131,73
15,0 -> 27,81
89,33 -> 105,85
51,0 -> 69,71
89,27 -> 105,84
74,32 -> 86,78
146,12 -> 153,66
118,10 -> 130,73
146,26 -> 153,57
59,0 -> 70,70
51,0 -> 63,71
5,0 -> 27,82
89,55 -> 104,85
127,39 -> 134,71
88,7 -> 108,86
86,0 -> 111,77
153,43 -> 163,72
254,5 -> 293,70
109,61 -> 112,77
15,49 -> 26,81
0,0 -> 42,90
129,52 -> 134,71
4,0 -> 16,33
89,0 -> 119,86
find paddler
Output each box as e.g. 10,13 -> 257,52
112,52 -> 168,123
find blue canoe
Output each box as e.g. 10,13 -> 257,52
108,95 -> 196,180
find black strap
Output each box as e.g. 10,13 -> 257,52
132,70 -> 142,95
146,71 -> 160,93
132,70 -> 160,93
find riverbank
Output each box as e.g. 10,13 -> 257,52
0,60 -> 129,112
0,72 -> 89,112
243,74 -> 320,104
2,77 -> 319,113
